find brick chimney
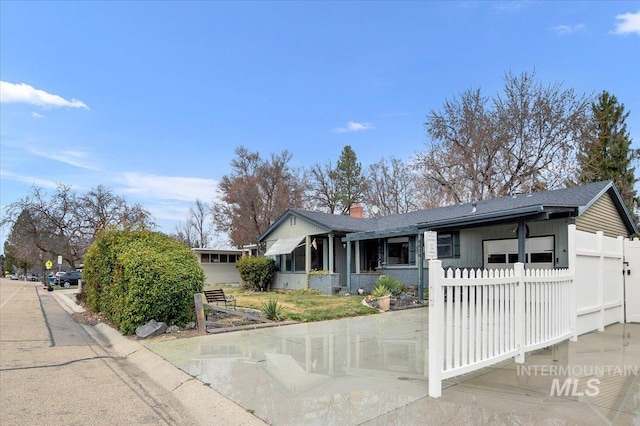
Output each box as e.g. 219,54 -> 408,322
349,203 -> 363,218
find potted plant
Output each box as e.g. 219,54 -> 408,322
371,283 -> 391,311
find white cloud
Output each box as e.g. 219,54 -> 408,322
0,169 -> 59,190
550,23 -> 586,35
0,81 -> 89,110
612,10 -> 640,35
31,112 -> 44,119
26,146 -> 100,170
333,121 -> 375,133
491,1 -> 532,13
2,137 -> 100,170
117,173 -> 220,202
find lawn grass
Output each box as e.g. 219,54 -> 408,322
205,284 -> 378,322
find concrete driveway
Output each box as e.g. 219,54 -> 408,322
143,308 -> 640,425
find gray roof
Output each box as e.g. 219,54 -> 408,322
259,181 -> 636,241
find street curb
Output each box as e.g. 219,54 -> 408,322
53,292 -> 268,426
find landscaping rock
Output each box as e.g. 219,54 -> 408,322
165,325 -> 180,334
135,320 -> 167,339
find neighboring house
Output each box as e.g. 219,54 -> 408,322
193,246 -> 257,286
258,181 -> 637,294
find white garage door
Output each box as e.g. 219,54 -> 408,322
484,236 -> 555,270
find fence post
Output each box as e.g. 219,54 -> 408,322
514,262 -> 525,363
597,231 -> 605,332
194,293 -> 206,334
568,224 -> 577,341
617,236 -> 625,324
428,259 -> 443,398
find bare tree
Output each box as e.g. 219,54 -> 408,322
367,157 -> 420,215
213,146 -> 305,249
180,199 -> 213,248
2,184 -> 152,269
77,185 -> 153,240
415,70 -> 593,203
171,221 -> 198,247
305,161 -> 341,213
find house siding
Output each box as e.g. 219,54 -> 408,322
201,263 -> 242,286
575,193 -> 629,238
430,219 -> 572,270
265,216 -> 328,242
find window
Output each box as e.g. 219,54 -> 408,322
387,237 -> 409,265
294,245 -> 305,272
211,254 -> 219,263
437,232 -> 460,258
290,216 -> 297,226
488,254 -> 507,264
508,253 -> 520,263
200,253 -> 210,263
531,252 -> 553,263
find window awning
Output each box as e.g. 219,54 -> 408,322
264,236 -> 305,256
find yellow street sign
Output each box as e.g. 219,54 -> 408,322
45,260 -> 53,270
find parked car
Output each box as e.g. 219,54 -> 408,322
8,274 -> 19,280
26,274 -> 41,282
55,270 -> 82,288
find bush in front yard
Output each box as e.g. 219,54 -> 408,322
82,229 -> 204,335
236,256 -> 276,291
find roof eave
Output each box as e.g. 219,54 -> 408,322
417,205 -> 548,231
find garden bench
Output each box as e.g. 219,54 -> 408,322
204,289 -> 236,310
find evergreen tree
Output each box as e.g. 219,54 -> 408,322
331,145 -> 368,215
579,91 -> 639,216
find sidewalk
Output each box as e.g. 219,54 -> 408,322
0,278 -> 266,425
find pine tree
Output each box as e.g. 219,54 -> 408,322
579,91 -> 639,216
331,145 -> 368,215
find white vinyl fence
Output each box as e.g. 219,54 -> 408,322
428,262 -> 574,397
570,226 -> 625,335
428,224 -> 625,398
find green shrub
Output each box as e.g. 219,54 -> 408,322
375,275 -> 402,297
83,229 -> 204,335
261,298 -> 284,321
372,282 -> 391,298
236,256 -> 276,291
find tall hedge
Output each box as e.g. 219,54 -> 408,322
82,229 -> 204,335
236,256 -> 275,291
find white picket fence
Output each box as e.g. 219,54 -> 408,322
428,224 -> 627,397
428,262 -> 574,397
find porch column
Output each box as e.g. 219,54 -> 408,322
417,232 -> 424,300
346,240 -> 352,292
355,241 -> 360,274
328,234 -> 335,273
517,220 -> 526,265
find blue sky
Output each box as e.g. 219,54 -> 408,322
1,1 -> 639,252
